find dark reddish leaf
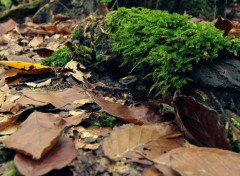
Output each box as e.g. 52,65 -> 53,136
173,94 -> 231,150
35,48 -> 54,57
91,94 -> 163,124
14,137 -> 77,176
215,17 -> 234,35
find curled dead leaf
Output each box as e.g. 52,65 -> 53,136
173,94 -> 231,150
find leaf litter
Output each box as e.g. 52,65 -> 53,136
0,9 -> 239,176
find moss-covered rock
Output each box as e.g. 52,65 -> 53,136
106,7 -> 240,95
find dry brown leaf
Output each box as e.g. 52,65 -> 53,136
3,111 -> 66,159
92,94 -> 163,124
0,68 -> 53,85
0,19 -> 17,35
0,124 -> 18,135
65,60 -> 87,82
102,123 -> 183,160
0,113 -> 22,130
64,113 -> 92,126
25,78 -> 52,88
173,94 -> 231,150
42,24 -> 57,32
28,35 -> 44,47
14,137 -> 77,176
18,87 -> 90,109
153,147 -> 240,176
75,140 -> 100,150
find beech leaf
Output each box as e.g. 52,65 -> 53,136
173,94 -> 231,150
14,137 -> 77,176
3,111 -> 66,159
153,147 -> 240,176
18,87 -> 91,109
92,94 -> 163,124
103,123 -> 184,160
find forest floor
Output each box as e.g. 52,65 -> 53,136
0,2 -> 240,176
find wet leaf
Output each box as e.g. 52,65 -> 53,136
173,94 -> 231,150
103,123 -> 183,160
92,94 -> 163,124
14,137 -> 77,176
153,147 -> 240,176
3,111 -> 66,159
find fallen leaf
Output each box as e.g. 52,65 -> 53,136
173,93 -> 231,150
0,113 -> 22,130
215,17 -> 234,35
35,48 -> 54,57
14,137 -> 77,176
25,78 -> 52,88
153,147 -> 240,176
18,87 -> 91,110
91,94 -> 163,124
75,140 -> 100,150
64,113 -> 92,126
102,123 -> 183,160
42,24 -> 57,32
0,19 -> 17,35
0,124 -> 18,135
28,35 -> 44,47
3,111 -> 66,159
0,61 -> 50,70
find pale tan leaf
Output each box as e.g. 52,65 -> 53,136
25,78 -> 52,88
28,36 -> 44,47
18,87 -> 90,109
153,147 -> 240,176
103,123 -> 183,160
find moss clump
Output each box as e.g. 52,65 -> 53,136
41,47 -> 71,67
41,44 -> 94,67
106,7 -> 240,95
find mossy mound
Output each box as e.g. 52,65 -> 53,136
106,7 -> 240,95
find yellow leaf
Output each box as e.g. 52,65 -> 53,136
0,61 -> 50,70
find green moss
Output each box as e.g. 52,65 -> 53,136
41,47 -> 71,67
71,25 -> 84,42
7,161 -> 22,176
106,7 -> 240,95
83,112 -> 118,127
